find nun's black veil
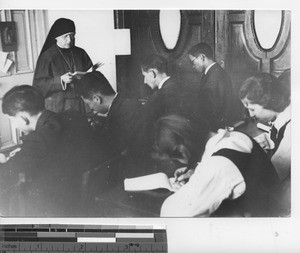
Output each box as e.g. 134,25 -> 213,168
39,18 -> 76,55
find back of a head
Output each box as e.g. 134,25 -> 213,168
2,85 -> 45,116
188,42 -> 213,59
141,54 -> 168,74
239,72 -> 290,112
77,71 -> 115,99
153,114 -> 209,167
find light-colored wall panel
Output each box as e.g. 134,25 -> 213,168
12,10 -> 34,73
0,10 -> 45,149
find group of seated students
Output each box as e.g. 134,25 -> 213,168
0,42 -> 290,217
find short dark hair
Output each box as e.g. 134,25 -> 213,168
140,54 -> 168,74
188,42 -> 214,60
2,85 -> 45,116
153,114 -> 210,168
239,73 -> 290,112
77,71 -> 115,100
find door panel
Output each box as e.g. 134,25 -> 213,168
218,10 -> 291,119
116,10 -> 290,120
118,10 -> 215,98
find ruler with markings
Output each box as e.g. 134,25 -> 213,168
0,224 -> 167,253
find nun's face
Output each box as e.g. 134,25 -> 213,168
56,32 -> 75,49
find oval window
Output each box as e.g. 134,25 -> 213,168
159,10 -> 181,50
254,10 -> 282,50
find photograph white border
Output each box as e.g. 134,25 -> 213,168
0,0 -> 299,252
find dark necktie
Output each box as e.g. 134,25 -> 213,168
200,73 -> 206,87
269,120 -> 290,155
270,125 -> 278,145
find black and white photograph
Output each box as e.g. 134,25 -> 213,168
0,1 -> 298,252
0,9 -> 292,217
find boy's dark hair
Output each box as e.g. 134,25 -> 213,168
239,72 -> 290,112
140,54 -> 168,74
153,114 -> 210,168
188,42 -> 214,60
2,85 -> 45,116
77,71 -> 115,100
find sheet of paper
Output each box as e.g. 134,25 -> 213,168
1,58 -> 13,73
0,51 -> 8,69
124,172 -> 176,192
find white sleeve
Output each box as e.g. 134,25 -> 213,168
160,156 -> 245,217
271,123 -> 291,181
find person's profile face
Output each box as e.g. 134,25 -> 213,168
56,32 -> 75,49
82,97 -> 108,114
189,54 -> 205,73
141,68 -> 157,89
9,113 -> 32,135
241,97 -> 276,123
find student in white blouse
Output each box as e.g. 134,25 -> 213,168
239,72 -> 291,182
153,115 -> 281,217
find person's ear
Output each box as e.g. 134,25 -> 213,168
93,94 -> 102,104
172,144 -> 189,164
149,68 -> 157,78
200,54 -> 205,61
21,116 -> 30,125
152,70 -> 156,78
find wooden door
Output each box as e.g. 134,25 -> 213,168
116,10 -> 291,119
116,10 -> 215,98
215,10 -> 291,117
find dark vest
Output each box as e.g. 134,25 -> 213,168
211,137 -> 282,217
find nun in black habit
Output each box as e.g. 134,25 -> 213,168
33,18 -> 93,113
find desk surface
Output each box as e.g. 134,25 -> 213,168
91,185 -> 171,217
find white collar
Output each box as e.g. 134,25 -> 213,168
205,62 -> 216,75
201,129 -> 253,163
158,76 -> 171,89
272,104 -> 291,130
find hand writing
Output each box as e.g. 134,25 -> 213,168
8,147 -> 21,159
174,167 -> 194,184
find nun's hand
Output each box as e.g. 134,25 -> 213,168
61,72 -> 74,84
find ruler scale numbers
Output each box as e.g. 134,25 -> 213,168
0,225 -> 167,253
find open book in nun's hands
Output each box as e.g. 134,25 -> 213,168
124,172 -> 182,192
71,61 -> 104,79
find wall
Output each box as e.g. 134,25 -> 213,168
0,10 -> 117,95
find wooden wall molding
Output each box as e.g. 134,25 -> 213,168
243,10 -> 291,72
0,10 -> 47,76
